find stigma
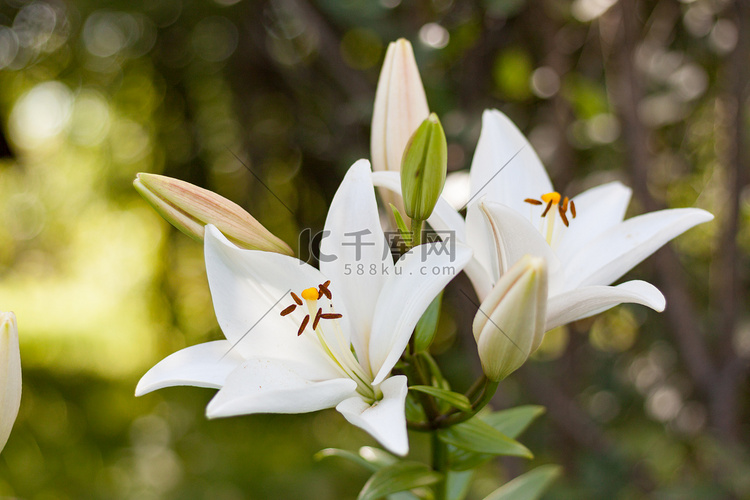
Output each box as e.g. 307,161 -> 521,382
524,191 -> 577,227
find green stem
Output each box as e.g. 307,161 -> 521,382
402,356 -> 441,423
432,431 -> 448,500
435,377 -> 499,428
410,218 -> 423,247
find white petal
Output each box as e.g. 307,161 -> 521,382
135,340 -> 244,396
206,358 -> 357,417
369,243 -> 473,385
442,170 -> 471,210
0,312 -> 21,453
371,170 -> 466,242
563,208 -> 714,289
319,160 -> 392,371
555,181 -> 632,264
479,201 -> 563,293
468,109 -> 553,213
546,280 -> 665,331
466,202 -> 499,286
204,225 -> 339,377
336,375 -> 409,456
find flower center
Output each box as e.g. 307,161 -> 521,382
524,191 -> 577,246
279,280 -> 376,401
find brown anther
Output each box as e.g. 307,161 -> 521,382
570,200 -> 576,218
562,196 -> 569,211
320,313 -> 342,320
312,308 -> 323,329
318,280 -> 332,300
290,292 -> 303,306
524,198 -> 543,205
297,315 -> 310,336
541,199 -> 554,217
280,304 -> 297,316
317,289 -> 323,300
558,205 -> 569,227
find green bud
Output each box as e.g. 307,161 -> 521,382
473,255 -> 548,381
134,173 -> 294,256
400,113 -> 447,222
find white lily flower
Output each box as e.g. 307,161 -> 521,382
136,160 -> 471,456
0,311 -> 21,453
372,109 -> 713,331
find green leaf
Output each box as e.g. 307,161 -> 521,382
359,446 -> 398,468
410,385 -> 472,412
483,465 -> 562,500
438,418 -> 533,458
358,461 -> 443,500
405,391 -> 427,423
390,203 -> 412,246
446,445 -> 491,472
414,291 -> 442,353
481,405 -> 546,439
314,448 -> 378,472
446,470 -> 474,500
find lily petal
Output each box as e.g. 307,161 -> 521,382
336,375 -> 409,456
555,181 -> 632,264
206,358 -> 357,417
369,243 -> 472,385
319,160 -> 392,372
371,170 -> 466,242
479,201 -> 563,293
564,208 -> 714,289
0,312 -> 21,453
546,280 -> 665,331
469,109 -> 552,214
135,340 -> 245,396
205,225 -> 339,376
465,202 -> 499,293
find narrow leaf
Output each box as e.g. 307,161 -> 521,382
390,203 -> 413,246
446,470 -> 474,500
414,291 -> 442,352
410,385 -> 472,412
438,418 -> 533,458
358,461 -> 442,500
483,465 -> 562,500
359,446 -> 398,468
315,448 -> 378,472
482,405 -> 545,439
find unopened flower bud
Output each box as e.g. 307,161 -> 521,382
134,173 -> 293,255
473,255 -> 547,381
401,113 -> 447,221
371,38 -> 429,213
0,312 -> 21,453
371,38 -> 429,175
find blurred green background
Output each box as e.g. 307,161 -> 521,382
0,0 -> 747,498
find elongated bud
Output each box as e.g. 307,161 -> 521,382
401,113 -> 447,221
473,255 -> 547,381
134,173 -> 294,255
371,38 -> 429,175
0,312 -> 21,453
